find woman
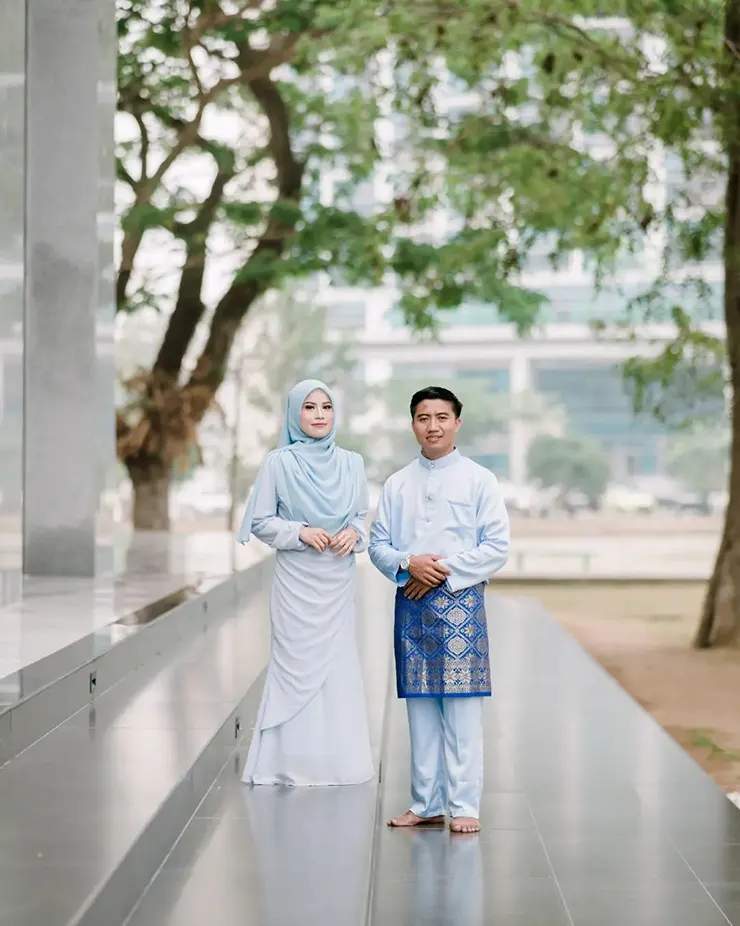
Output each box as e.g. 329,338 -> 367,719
237,379 -> 374,786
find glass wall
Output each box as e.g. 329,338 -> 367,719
0,0 -> 26,573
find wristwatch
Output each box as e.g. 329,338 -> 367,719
399,554 -> 411,571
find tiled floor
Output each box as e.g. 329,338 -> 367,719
126,568 -> 394,926
0,579 -> 273,926
128,584 -> 740,926
371,596 -> 740,925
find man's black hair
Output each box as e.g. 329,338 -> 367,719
410,386 -> 463,419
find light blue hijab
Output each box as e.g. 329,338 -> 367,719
237,379 -> 360,543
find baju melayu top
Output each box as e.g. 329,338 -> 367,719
369,449 -> 510,699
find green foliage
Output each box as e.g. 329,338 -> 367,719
327,0 -> 734,357
621,307 -> 727,426
117,1 -> 739,342
115,0 -> 391,386
527,433 -> 611,505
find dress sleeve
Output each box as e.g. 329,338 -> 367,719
369,478 -> 407,585
245,454 -> 308,552
348,454 -> 369,554
439,472 -> 510,593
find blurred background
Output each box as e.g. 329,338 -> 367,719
2,3 -> 739,794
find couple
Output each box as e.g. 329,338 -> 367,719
237,378 -> 510,834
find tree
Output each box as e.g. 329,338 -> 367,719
115,2 -> 740,646
240,288 -> 358,453
666,422 -> 730,504
326,1 -> 740,645
527,434 -> 611,508
115,0 -> 385,528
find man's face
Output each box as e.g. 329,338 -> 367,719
411,399 -> 461,458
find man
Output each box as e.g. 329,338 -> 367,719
368,386 -> 510,834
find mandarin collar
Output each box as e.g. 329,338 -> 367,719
418,448 -> 460,471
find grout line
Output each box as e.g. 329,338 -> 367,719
669,840 -> 734,925
363,649 -> 396,926
526,804 -> 577,926
121,669 -> 267,926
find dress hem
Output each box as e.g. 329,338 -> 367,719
242,774 -> 375,788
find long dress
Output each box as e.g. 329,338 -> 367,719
242,450 -> 374,786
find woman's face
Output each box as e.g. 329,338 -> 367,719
299,389 -> 334,438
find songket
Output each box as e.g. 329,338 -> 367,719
394,582 -> 491,698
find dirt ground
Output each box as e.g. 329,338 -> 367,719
500,582 -> 740,793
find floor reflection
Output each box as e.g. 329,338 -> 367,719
241,782 -> 376,926
399,828 -> 484,926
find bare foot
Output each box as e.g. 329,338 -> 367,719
387,810 -> 446,828
450,816 -> 480,834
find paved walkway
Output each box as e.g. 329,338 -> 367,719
127,574 -> 740,926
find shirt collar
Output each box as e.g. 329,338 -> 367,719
418,448 -> 460,471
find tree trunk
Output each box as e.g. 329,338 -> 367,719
695,0 -> 740,648
126,457 -> 172,531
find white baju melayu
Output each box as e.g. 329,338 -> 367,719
241,450 -> 374,786
369,449 -> 509,819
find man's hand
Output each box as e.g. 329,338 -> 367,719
409,554 -> 451,587
299,526 -> 332,552
404,577 -> 433,601
329,528 -> 359,557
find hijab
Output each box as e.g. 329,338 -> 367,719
237,379 -> 361,542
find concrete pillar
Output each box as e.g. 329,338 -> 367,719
0,1 -> 26,574
22,0 -> 116,575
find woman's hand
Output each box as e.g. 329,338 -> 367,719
299,526 -> 332,552
329,527 -> 360,558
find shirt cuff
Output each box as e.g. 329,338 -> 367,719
396,569 -> 411,587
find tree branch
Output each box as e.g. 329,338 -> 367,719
133,111 -> 150,182
117,162 -> 138,190
115,30 -> 302,314
185,75 -> 305,417
116,104 -> 153,310
153,155 -> 237,381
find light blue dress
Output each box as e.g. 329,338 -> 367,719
239,381 -> 374,787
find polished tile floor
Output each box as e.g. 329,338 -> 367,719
129,585 -> 740,926
0,582 -> 273,926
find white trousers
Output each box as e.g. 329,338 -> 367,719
406,696 -> 484,820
